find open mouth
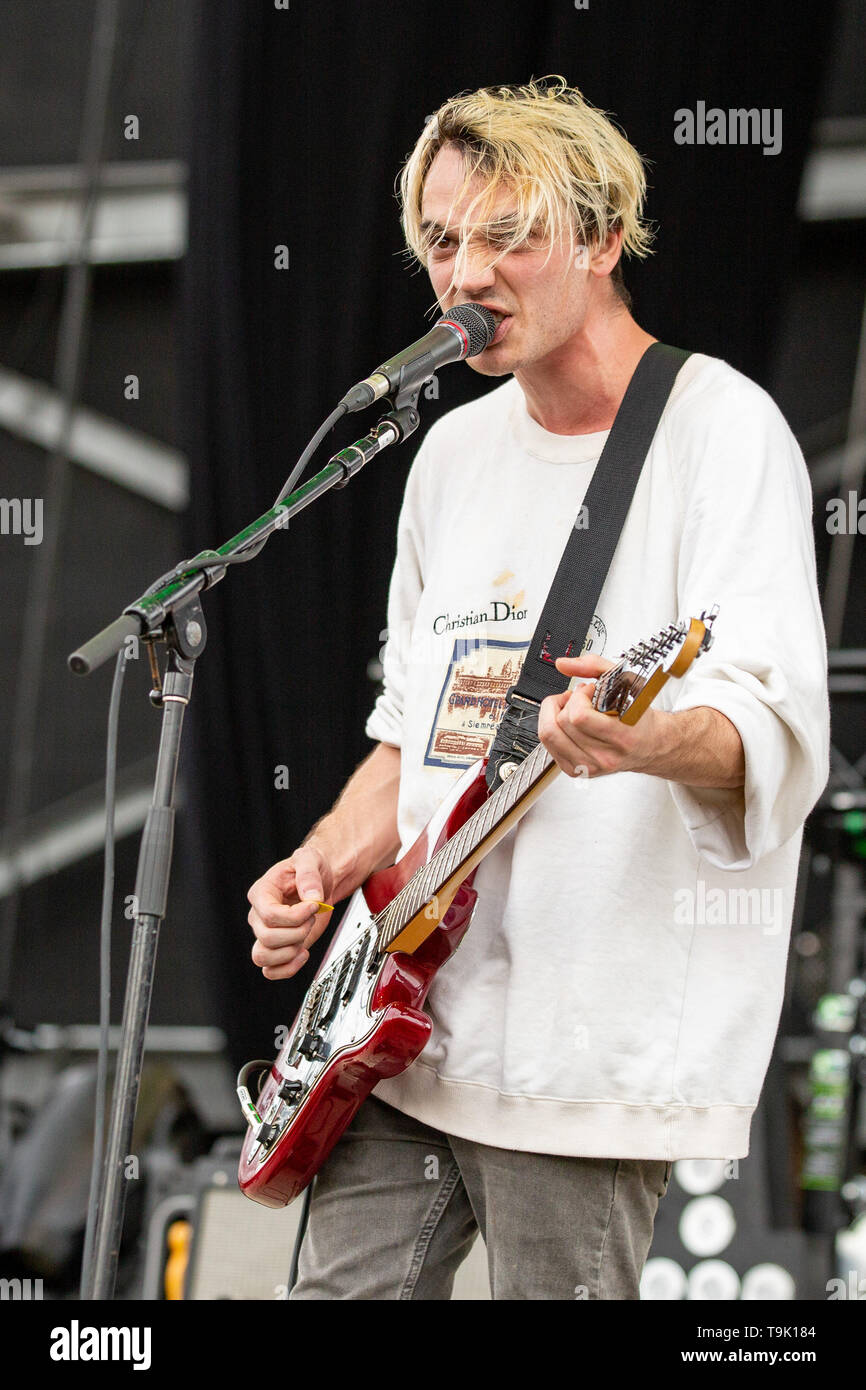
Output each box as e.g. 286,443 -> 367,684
447,303 -> 512,347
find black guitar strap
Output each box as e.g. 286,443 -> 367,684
485,341 -> 692,789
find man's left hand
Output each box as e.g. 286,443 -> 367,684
538,654 -> 665,779
539,653 -> 746,790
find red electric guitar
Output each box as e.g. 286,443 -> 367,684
238,609 -> 717,1207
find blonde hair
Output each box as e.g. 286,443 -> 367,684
398,77 -> 654,300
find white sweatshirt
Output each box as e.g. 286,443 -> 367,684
365,353 -> 829,1160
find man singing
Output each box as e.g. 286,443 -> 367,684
247,78 -> 829,1299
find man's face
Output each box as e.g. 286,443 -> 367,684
420,144 -> 597,378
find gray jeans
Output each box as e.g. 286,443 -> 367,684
290,1094 -> 671,1300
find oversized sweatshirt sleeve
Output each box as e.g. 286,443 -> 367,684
363,436 -> 430,748
664,365 -> 830,871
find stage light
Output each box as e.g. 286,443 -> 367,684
687,1259 -> 741,1299
679,1195 -> 737,1257
640,1256 -> 688,1300
741,1263 -> 797,1300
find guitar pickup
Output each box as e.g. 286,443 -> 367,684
344,947 -> 367,1000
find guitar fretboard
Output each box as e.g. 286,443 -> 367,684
373,738 -> 555,952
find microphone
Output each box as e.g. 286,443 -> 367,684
340,303 -> 497,412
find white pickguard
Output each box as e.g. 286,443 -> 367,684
247,759 -> 486,1161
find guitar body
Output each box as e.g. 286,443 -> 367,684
237,758 -> 490,1208
238,607 -> 718,1209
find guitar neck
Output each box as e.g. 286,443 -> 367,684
374,740 -> 558,954
373,611 -> 715,957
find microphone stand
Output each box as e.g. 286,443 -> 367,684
72,399 -> 420,1300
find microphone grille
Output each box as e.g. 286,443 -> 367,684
440,303 -> 497,356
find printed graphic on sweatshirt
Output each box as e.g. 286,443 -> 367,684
423,618 -> 607,771
424,638 -> 528,769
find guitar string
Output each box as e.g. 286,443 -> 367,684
382,733 -> 555,949
377,738 -> 549,949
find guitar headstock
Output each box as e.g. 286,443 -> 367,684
590,605 -> 718,726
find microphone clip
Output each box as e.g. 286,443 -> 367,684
382,384 -> 422,431
330,393 -> 422,490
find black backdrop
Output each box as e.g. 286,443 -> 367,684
182,0 -> 839,1070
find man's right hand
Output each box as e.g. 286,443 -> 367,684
247,844 -> 336,980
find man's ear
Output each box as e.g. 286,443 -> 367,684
589,225 -> 624,280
